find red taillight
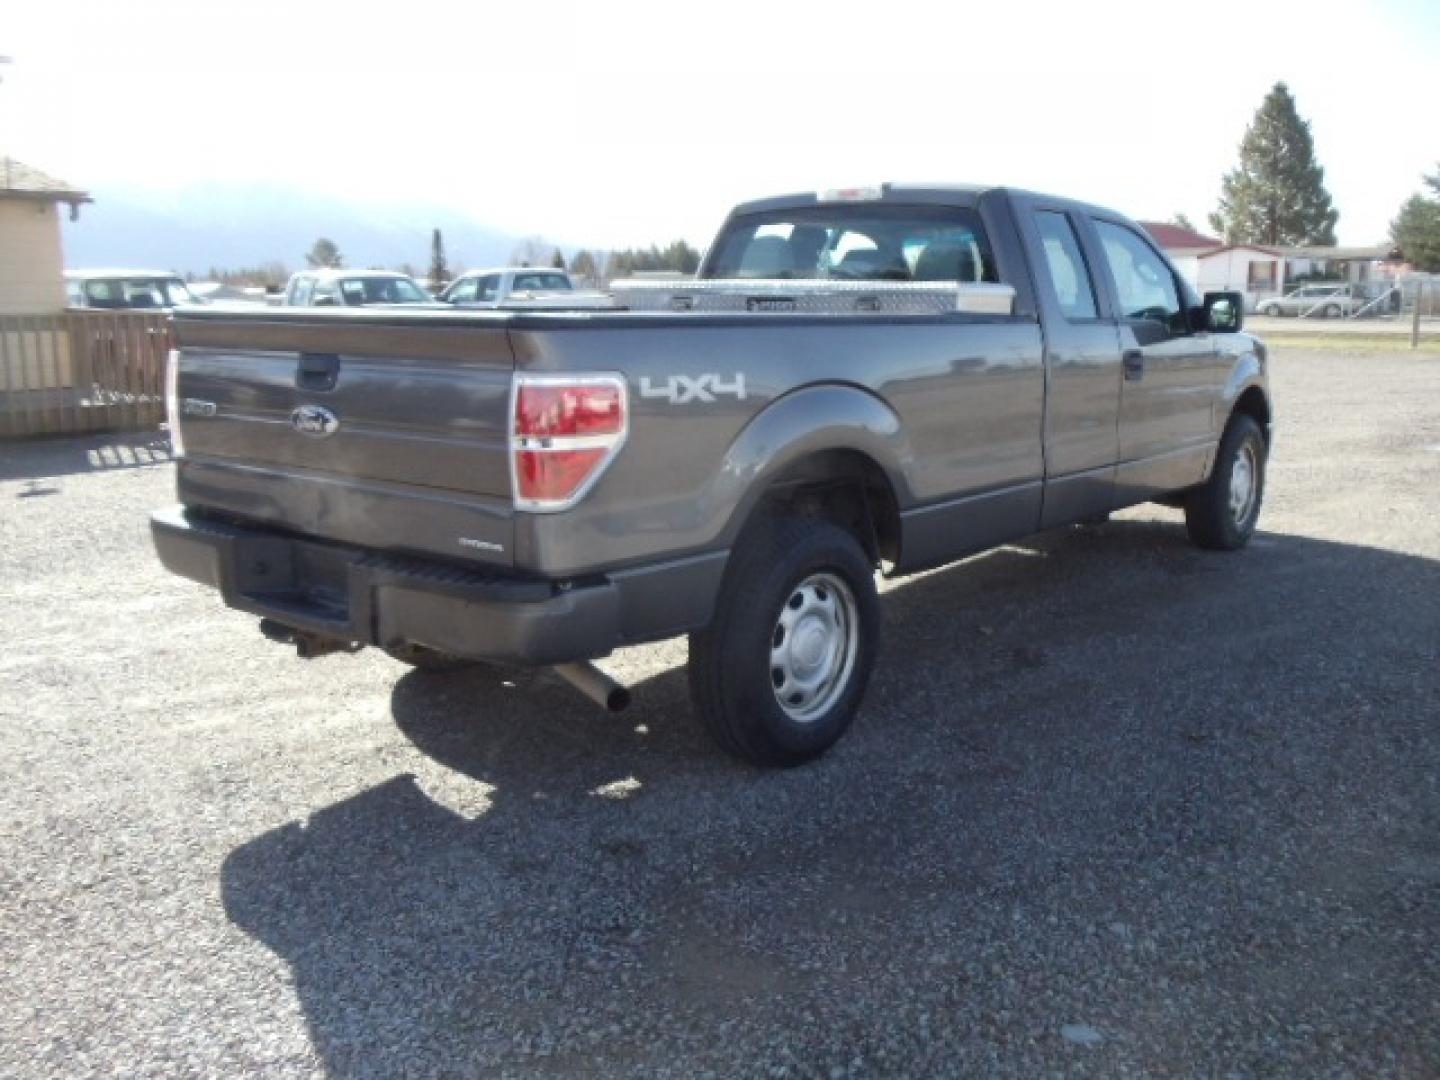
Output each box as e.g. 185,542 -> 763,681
511,375 -> 627,510
515,382 -> 624,438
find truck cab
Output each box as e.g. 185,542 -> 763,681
439,268 -> 611,309
283,269 -> 435,308
66,269 -> 202,310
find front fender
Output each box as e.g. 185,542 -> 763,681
1218,334 -> 1271,430
710,383 -> 916,547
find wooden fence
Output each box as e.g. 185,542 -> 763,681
0,310 -> 172,438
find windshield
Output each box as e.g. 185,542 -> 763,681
161,279 -> 200,305
339,276 -> 431,305
703,205 -> 999,283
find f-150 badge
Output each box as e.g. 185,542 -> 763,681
290,405 -> 340,437
638,374 -> 747,404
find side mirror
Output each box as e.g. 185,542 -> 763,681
1203,291 -> 1244,333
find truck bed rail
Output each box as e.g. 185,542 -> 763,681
608,279 -> 1015,316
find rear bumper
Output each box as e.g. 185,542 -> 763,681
151,506 -> 727,665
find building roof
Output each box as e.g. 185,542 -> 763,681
1193,243 -> 1284,259
0,156 -> 91,205
1139,221 -> 1222,250
1277,244 -> 1396,261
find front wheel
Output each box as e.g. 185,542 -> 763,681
1260,303 -> 1281,317
1184,413 -> 1266,550
688,515 -> 880,767
1324,303 -> 1341,319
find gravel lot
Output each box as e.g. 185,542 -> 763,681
1,346 -> 1437,1078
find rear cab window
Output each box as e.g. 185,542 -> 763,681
512,272 -> 571,292
703,205 -> 1000,285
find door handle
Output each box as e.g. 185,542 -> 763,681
1122,349 -> 1144,381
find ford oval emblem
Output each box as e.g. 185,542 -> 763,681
290,405 -> 340,438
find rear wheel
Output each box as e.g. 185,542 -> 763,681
1260,303 -> 1281,317
1324,303 -> 1341,318
688,514 -> 880,767
1184,413 -> 1266,550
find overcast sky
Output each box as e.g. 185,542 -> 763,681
4,0 -> 1437,248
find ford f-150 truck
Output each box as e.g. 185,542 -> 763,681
152,183 -> 1270,766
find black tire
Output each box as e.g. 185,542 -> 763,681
688,514 -> 880,767
384,645 -> 478,672
1184,413 -> 1266,551
1324,303 -> 1341,319
1260,303 -> 1281,317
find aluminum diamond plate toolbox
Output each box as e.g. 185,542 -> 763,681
609,279 -> 1015,316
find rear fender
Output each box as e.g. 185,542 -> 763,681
711,383 -> 914,548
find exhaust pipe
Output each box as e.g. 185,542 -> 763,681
553,661 -> 631,712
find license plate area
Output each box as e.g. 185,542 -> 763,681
230,535 -> 352,625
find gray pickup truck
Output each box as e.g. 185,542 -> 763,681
153,183 -> 1270,766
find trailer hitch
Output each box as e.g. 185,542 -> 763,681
258,619 -> 362,659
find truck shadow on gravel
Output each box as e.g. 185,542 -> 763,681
221,519 -> 1440,1076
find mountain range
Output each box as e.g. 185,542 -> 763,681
62,182 -> 529,277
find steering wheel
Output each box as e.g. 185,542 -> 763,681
1130,306 -> 1171,323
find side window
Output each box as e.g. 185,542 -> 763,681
85,280 -> 121,309
1033,211 -> 1097,319
478,275 -> 501,302
1094,220 -> 1184,332
446,277 -> 479,303
317,280 -> 346,305
290,277 -> 314,305
66,281 -> 85,307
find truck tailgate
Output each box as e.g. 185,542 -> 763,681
171,311 -> 517,567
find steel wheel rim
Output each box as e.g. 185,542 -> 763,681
769,571 -> 860,723
1229,441 -> 1258,525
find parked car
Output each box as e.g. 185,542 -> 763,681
439,268 -> 612,309
283,269 -> 435,307
66,269 -> 202,310
1257,283 -> 1363,318
154,182 -> 1268,766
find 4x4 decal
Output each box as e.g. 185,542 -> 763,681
638,373 -> 747,404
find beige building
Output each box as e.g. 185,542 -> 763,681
0,156 -> 90,314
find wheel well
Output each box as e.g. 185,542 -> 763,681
1233,386 -> 1271,442
757,450 -> 901,568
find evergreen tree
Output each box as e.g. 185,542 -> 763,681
570,250 -> 598,282
551,248 -> 566,269
1391,193 -> 1440,272
428,228 -> 450,287
605,240 -> 702,277
1168,212 -> 1197,232
1209,82 -> 1338,246
305,238 -> 343,269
